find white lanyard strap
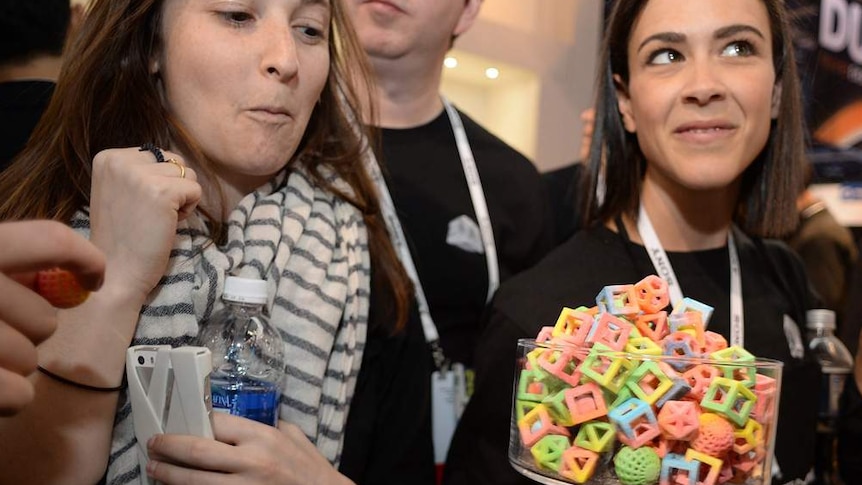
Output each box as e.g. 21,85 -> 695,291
363,98 -> 499,366
637,205 -> 744,346
443,97 -> 499,303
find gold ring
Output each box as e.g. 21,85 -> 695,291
165,159 -> 186,179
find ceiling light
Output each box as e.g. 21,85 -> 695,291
485,67 -> 500,80
444,57 -> 458,69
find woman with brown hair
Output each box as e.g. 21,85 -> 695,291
0,0 -> 412,483
445,0 -> 821,483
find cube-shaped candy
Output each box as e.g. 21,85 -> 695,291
671,297 -> 714,328
589,312 -> 635,351
626,360 -> 674,406
710,346 -> 756,388
581,343 -> 637,393
685,449 -> 724,485
669,311 -> 705,346
530,434 -> 571,471
553,307 -> 594,346
700,377 -> 757,426
625,336 -> 663,356
518,404 -> 571,447
596,284 -> 640,316
575,421 -> 616,453
608,398 -> 661,448
565,382 -> 609,425
559,446 -> 600,483
733,418 -> 765,454
660,452 -> 700,485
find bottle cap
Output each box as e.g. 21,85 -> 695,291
222,276 -> 268,305
805,309 -> 836,330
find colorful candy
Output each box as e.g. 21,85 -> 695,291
35,267 -> 91,308
511,275 -> 780,484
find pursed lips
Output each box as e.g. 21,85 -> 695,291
364,0 -> 405,13
246,106 -> 293,124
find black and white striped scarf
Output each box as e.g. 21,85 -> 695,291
77,166 -> 370,483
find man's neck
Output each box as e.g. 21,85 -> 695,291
370,55 -> 446,129
0,56 -> 63,83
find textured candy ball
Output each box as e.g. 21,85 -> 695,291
613,445 -> 661,485
35,268 -> 90,308
691,413 -> 735,456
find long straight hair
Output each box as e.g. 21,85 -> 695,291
581,0 -> 807,238
0,0 -> 412,332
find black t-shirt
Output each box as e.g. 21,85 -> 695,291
339,108 -> 553,484
444,224 -> 820,484
0,80 -> 55,171
377,108 -> 554,366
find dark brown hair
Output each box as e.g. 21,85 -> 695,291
582,0 -> 806,237
0,0 -> 412,332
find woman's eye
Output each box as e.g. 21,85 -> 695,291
220,11 -> 254,25
297,25 -> 325,40
722,40 -> 755,57
648,49 -> 681,65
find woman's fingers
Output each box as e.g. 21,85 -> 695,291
147,432 -> 242,474
0,366 -> 35,417
0,273 -> 58,344
0,320 -> 39,375
0,221 -> 105,290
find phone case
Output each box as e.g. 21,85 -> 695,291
126,345 -> 214,483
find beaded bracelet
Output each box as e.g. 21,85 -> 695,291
37,366 -> 125,393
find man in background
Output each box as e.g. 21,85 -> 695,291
0,0 -> 84,169
340,1 -> 554,483
785,166 -> 858,325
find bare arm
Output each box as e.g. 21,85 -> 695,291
0,148 -> 201,484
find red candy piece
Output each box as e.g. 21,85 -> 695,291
35,268 -> 90,308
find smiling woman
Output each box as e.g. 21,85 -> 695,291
445,0 -> 822,484
0,0 -> 412,484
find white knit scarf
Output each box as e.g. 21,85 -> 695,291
76,166 -> 370,484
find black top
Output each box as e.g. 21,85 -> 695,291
541,162 -> 585,246
339,108 -> 554,484
340,298 -> 435,484
0,80 -> 55,171
377,108 -> 554,366
444,224 -> 821,484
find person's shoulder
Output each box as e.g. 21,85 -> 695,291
492,226 -> 622,325
456,109 -> 533,167
757,235 -> 805,268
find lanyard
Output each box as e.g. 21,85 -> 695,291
637,205 -> 744,347
363,98 -> 499,367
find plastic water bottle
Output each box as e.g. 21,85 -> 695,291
196,277 -> 285,426
806,309 -> 853,484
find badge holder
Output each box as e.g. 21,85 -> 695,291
126,345 -> 215,484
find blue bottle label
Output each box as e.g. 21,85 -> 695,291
211,377 -> 280,427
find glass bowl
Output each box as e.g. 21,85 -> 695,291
509,338 -> 783,485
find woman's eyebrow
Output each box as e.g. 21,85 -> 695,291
714,24 -> 765,40
637,32 -> 685,54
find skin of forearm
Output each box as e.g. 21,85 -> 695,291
0,283 -> 146,483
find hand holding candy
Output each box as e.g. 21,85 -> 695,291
0,221 -> 105,416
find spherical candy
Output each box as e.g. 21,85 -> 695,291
691,413 -> 735,456
613,445 -> 661,485
35,267 -> 90,308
